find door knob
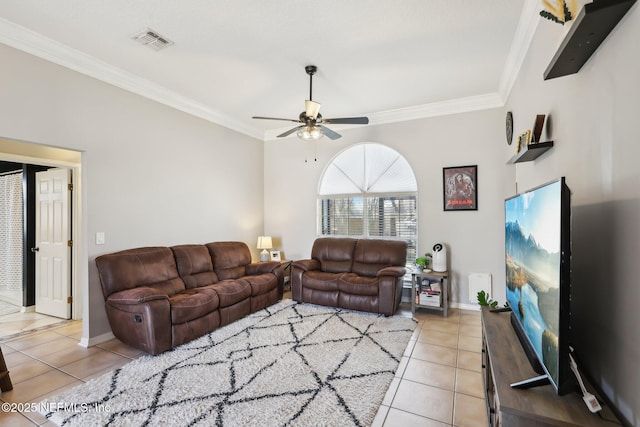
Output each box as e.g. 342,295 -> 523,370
31,247 -> 39,253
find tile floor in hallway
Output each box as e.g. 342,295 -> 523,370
0,310 -> 69,342
0,302 -> 487,426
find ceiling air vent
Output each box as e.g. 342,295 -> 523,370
132,28 -> 173,51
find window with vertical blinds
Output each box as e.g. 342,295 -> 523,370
317,144 -> 418,266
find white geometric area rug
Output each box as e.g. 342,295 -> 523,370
40,300 -> 416,426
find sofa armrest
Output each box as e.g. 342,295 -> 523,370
246,261 -> 281,275
107,287 -> 169,305
376,266 -> 407,278
104,288 -> 171,355
291,259 -> 320,272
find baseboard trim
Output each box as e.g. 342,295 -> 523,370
450,301 -> 480,311
20,306 -> 36,313
79,331 -> 115,348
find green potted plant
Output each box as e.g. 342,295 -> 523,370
415,253 -> 433,271
477,291 -> 510,310
477,290 -> 498,308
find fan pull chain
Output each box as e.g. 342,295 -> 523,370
304,141 -> 317,163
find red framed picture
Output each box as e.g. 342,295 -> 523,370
443,165 -> 477,211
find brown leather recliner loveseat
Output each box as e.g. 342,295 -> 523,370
291,237 -> 407,316
95,241 -> 283,355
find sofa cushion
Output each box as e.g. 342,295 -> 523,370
169,288 -> 220,324
172,244 -> 219,288
243,274 -> 278,297
311,238 -> 357,273
96,247 -> 184,298
338,273 -> 379,296
210,280 -> 252,307
207,242 -> 251,280
351,239 -> 408,277
300,271 -> 340,292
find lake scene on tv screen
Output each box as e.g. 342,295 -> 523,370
505,180 -> 561,385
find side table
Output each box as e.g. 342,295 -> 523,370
411,270 -> 449,318
280,260 -> 292,290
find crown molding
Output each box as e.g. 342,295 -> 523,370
0,18 -> 262,140
2,2 -> 540,143
498,0 -> 541,101
263,92 -> 504,141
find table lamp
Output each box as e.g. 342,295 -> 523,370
257,236 -> 273,262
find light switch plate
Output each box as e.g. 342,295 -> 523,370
96,232 -> 105,245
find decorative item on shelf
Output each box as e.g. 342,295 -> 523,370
531,114 -> 546,143
516,130 -> 531,153
540,0 -> 580,25
507,113 -> 554,164
443,165 -> 477,211
256,236 -> 273,262
269,250 -> 281,262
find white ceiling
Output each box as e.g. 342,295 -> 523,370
0,0 -> 540,141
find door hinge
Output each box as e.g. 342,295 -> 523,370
67,296 -> 72,304
68,183 -> 73,191
68,240 -> 73,247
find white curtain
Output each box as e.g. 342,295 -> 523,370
0,172 -> 23,302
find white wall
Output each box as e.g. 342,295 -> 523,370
0,44 -> 265,339
265,108 -> 507,308
505,8 -> 640,426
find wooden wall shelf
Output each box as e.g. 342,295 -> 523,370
508,141 -> 554,164
544,0 -> 637,80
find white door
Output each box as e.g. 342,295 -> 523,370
34,168 -> 71,319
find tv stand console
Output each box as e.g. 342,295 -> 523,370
481,307 -> 620,426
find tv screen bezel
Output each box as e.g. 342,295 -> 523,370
504,177 -> 572,395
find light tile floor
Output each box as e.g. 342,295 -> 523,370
374,304 -> 487,427
0,302 -> 487,426
0,309 -> 69,341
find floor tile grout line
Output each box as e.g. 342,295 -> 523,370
0,320 -> 76,344
4,340 -> 140,389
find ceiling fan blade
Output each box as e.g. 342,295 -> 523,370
252,116 -> 301,123
305,100 -> 321,119
319,125 -> 341,140
322,117 -> 369,125
277,126 -> 303,138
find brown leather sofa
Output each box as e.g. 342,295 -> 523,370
291,238 -> 407,316
95,242 -> 283,355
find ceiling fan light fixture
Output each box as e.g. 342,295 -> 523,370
252,65 -> 368,141
297,125 -> 323,140
305,100 -> 321,119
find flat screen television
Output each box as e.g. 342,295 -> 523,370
504,177 -> 573,395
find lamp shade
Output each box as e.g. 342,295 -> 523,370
256,236 -> 272,249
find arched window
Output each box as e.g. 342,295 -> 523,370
317,143 -> 418,265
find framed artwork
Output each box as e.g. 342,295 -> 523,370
443,165 -> 478,211
269,250 -> 281,262
516,130 -> 531,153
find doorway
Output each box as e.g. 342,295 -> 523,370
0,137 -> 82,338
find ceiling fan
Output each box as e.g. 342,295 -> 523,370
252,65 -> 369,140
